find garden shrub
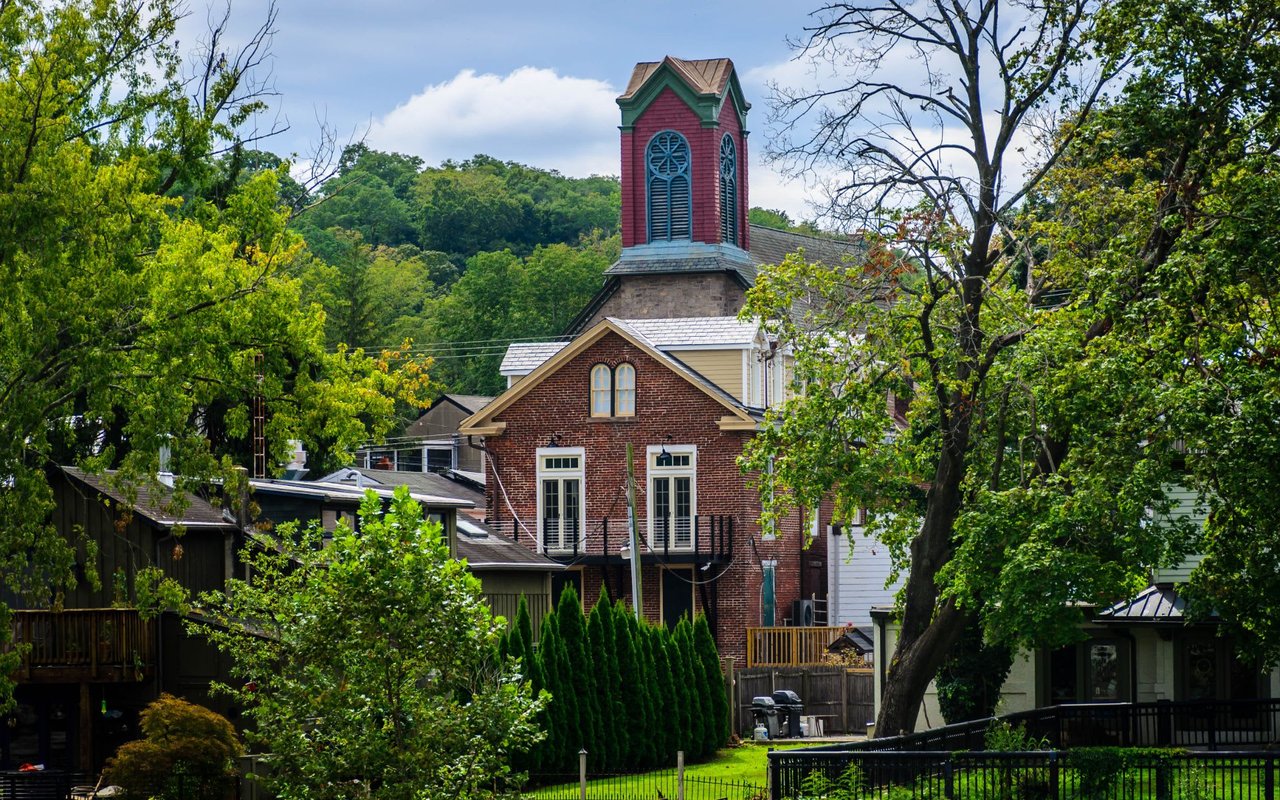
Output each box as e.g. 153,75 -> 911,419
103,694 -> 242,800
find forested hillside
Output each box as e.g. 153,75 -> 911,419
280,146 -> 622,400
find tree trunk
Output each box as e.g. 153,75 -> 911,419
875,388 -> 975,736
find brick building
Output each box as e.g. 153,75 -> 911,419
457,57 -> 873,664
461,317 -> 824,661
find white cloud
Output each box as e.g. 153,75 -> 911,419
368,67 -> 620,177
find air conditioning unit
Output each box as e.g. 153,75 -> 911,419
791,599 -> 816,627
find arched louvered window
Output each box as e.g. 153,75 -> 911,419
647,131 -> 691,241
719,133 -> 738,245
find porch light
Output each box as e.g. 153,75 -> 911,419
656,434 -> 673,467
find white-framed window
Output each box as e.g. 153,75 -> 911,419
537,446 -> 585,553
590,364 -> 612,417
648,445 -> 696,551
615,363 -> 636,416
590,362 -> 636,418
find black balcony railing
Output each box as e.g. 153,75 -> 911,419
504,515 -> 734,564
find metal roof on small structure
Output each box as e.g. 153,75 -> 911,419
322,468 -> 484,509
500,342 -> 569,375
1097,585 -> 1186,621
249,478 -> 474,510
62,467 -> 235,529
454,518 -> 563,572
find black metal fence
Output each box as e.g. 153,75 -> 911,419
769,748 -> 1280,799
848,700 -> 1280,753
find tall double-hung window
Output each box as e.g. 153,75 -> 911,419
648,445 -> 695,551
647,131 -> 691,241
719,133 -> 738,245
537,447 -> 584,553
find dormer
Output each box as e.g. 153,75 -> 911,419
617,57 -> 751,256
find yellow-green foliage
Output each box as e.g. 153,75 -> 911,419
104,694 -> 243,800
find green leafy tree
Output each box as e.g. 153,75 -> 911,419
0,0 -> 431,702
749,0 -> 1280,735
935,621 -> 1014,724
200,488 -> 542,800
103,694 -> 242,800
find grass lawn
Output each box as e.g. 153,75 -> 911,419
681,740 -> 814,783
524,741 -> 817,799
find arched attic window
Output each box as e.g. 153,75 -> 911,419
719,133 -> 738,245
647,131 -> 691,242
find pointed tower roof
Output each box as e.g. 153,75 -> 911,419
616,56 -> 750,130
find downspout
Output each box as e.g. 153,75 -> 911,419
467,436 -> 499,527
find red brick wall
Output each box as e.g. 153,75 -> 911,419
482,330 -> 813,661
619,88 -> 748,250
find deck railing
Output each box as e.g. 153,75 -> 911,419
501,515 -> 735,563
7,609 -> 154,681
746,626 -> 848,667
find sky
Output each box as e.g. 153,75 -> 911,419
182,1 -> 833,221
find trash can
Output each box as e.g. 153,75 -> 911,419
750,696 -> 779,740
772,689 -> 804,738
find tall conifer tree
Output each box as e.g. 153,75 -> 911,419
693,615 -> 729,752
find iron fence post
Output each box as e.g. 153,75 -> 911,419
944,757 -> 954,799
1267,754 -> 1275,800
1049,750 -> 1059,799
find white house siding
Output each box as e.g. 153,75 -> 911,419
827,524 -> 904,631
1152,483 -> 1208,584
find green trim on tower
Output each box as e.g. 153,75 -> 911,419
617,61 -> 751,131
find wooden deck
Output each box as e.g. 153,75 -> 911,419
746,626 -> 851,667
7,609 -> 155,683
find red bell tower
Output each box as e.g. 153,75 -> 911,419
618,56 -> 751,252
566,57 -> 755,332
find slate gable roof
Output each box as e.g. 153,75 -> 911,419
445,394 -> 494,414
609,318 -> 762,418
500,342 -> 569,376
621,316 -> 758,348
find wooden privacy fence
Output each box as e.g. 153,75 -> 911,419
735,666 -> 874,736
746,626 -> 849,667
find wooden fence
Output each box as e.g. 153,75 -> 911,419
734,666 -> 874,737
